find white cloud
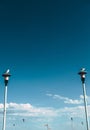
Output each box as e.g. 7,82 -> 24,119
46,93 -> 52,97
0,94 -> 89,119
64,98 -> 83,104
46,93 -> 86,104
0,104 -> 3,109
7,103 -> 33,110
0,102 -> 57,117
0,102 -> 89,130
0,102 -> 90,119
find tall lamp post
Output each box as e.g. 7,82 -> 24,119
2,69 -> 11,130
78,68 -> 89,130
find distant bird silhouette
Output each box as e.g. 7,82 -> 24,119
81,121 -> 84,125
22,118 -> 25,122
13,124 -> 15,126
71,117 -> 73,121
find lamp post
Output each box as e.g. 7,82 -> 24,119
78,68 -> 89,130
2,69 -> 11,130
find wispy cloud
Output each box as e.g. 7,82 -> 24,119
46,93 -> 85,104
0,93 -> 90,119
0,103 -> 57,117
0,102 -> 90,118
0,94 -> 89,120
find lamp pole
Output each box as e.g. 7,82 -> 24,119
2,69 -> 11,130
78,68 -> 89,130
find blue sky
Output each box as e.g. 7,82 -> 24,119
0,0 -> 90,130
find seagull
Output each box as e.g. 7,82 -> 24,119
6,69 -> 10,73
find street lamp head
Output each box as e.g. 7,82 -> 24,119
78,68 -> 87,83
2,69 -> 11,86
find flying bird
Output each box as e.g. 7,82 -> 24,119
22,118 -> 25,122
71,117 -> 73,121
13,124 -> 15,126
6,69 -> 10,73
81,121 -> 84,125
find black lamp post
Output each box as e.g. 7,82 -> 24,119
2,69 -> 11,130
78,68 -> 89,130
